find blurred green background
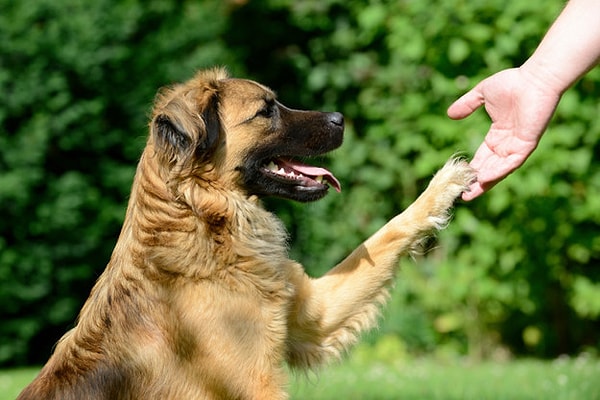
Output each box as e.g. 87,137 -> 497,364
1,0 -> 599,368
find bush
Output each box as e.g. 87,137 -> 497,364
0,0 -> 240,365
227,0 -> 600,357
2,0 -> 599,365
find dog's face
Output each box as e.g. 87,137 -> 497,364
150,68 -> 344,202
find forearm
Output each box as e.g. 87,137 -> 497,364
521,0 -> 600,94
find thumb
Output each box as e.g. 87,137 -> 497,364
447,85 -> 485,120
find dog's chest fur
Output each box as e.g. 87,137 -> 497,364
99,190 -> 299,398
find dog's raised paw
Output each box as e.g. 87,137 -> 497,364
420,157 -> 476,229
435,157 -> 477,197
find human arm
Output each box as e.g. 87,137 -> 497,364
447,0 -> 600,201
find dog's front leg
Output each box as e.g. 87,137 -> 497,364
286,158 -> 475,369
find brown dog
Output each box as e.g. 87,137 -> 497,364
18,68 -> 474,400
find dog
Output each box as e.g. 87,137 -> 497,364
18,68 -> 475,400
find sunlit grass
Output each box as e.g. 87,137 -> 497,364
0,367 -> 39,400
290,348 -> 600,400
2,352 -> 599,400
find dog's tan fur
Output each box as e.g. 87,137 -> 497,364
18,68 -> 475,400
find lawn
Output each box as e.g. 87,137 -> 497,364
2,351 -> 599,400
290,352 -> 600,400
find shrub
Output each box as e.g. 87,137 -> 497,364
2,0 -> 598,365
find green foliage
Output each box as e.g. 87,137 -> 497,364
0,0 -> 239,365
235,0 -> 600,358
1,0 -> 599,366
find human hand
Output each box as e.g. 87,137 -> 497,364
447,67 -> 561,201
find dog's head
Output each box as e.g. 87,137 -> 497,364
149,68 -> 344,203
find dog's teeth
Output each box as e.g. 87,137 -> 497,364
267,161 -> 278,171
278,168 -> 285,174
315,176 -> 324,184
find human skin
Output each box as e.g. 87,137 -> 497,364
447,0 -> 600,201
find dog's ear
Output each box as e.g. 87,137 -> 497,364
195,94 -> 220,156
151,89 -> 221,165
153,113 -> 192,154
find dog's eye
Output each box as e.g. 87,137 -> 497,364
256,101 -> 275,119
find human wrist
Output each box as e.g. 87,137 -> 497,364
519,0 -> 600,96
519,57 -> 572,97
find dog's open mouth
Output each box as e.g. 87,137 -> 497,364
261,157 -> 341,193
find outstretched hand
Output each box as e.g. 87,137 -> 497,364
447,68 -> 561,201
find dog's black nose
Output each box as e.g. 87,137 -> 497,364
328,112 -> 344,127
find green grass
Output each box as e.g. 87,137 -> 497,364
290,350 -> 600,400
0,367 -> 39,400
3,353 -> 599,400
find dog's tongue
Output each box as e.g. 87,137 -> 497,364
279,158 -> 341,192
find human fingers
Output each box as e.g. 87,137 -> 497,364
460,142 -> 506,201
461,180 -> 484,201
447,84 -> 485,120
